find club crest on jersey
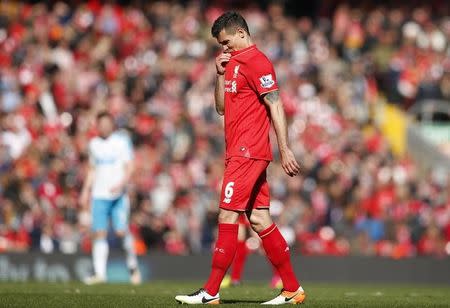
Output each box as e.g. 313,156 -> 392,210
233,65 -> 240,78
225,80 -> 237,93
231,80 -> 237,93
259,74 -> 274,88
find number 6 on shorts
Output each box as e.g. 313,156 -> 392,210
223,181 -> 235,204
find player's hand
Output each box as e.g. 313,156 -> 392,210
215,52 -> 231,75
110,183 -> 125,195
280,148 -> 301,177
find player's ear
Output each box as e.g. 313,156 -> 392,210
237,28 -> 245,38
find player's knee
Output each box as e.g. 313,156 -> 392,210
115,230 -> 125,238
237,224 -> 246,241
248,211 -> 272,233
94,231 -> 107,240
249,219 -> 265,233
218,209 -> 239,224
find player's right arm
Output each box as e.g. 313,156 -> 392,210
214,53 -> 231,115
80,164 -> 94,207
110,133 -> 135,195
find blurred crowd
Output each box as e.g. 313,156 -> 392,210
0,1 -> 449,259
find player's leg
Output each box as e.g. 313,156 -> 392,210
85,199 -> 110,285
248,208 -> 305,304
111,195 -> 141,285
176,157 -> 260,304
247,170 -> 305,304
203,208 -> 240,294
270,265 -> 283,289
175,208 -> 239,304
220,216 -> 247,288
229,215 -> 249,285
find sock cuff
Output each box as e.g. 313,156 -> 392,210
258,223 -> 277,238
218,223 -> 239,233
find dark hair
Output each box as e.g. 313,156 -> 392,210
211,12 -> 250,38
96,111 -> 113,121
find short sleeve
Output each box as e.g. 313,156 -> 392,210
246,56 -> 278,96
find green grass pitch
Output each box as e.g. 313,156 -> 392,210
0,281 -> 449,307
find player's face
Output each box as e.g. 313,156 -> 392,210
217,28 -> 246,53
97,116 -> 114,138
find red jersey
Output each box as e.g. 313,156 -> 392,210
223,44 -> 278,161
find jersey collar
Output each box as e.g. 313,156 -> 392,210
231,44 -> 256,57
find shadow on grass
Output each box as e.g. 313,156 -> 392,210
221,299 -> 262,304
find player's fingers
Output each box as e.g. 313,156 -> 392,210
290,165 -> 300,176
218,53 -> 230,60
290,161 -> 300,174
282,163 -> 289,174
288,166 -> 297,176
292,159 -> 301,170
286,159 -> 297,172
217,58 -> 229,68
283,163 -> 294,177
216,56 -> 224,63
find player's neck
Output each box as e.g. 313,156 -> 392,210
238,37 -> 253,50
232,38 -> 254,55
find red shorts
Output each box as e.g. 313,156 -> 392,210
219,156 -> 270,212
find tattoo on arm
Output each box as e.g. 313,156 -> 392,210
265,90 -> 279,104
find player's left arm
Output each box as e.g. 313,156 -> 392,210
110,135 -> 135,194
122,159 -> 135,185
263,90 -> 300,177
110,159 -> 134,195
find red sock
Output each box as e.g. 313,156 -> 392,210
271,264 -> 280,277
230,240 -> 248,282
204,223 -> 238,295
259,223 -> 300,292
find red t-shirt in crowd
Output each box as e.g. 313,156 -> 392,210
223,44 -> 277,161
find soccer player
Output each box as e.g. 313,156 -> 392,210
175,12 -> 305,305
80,111 -> 141,285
